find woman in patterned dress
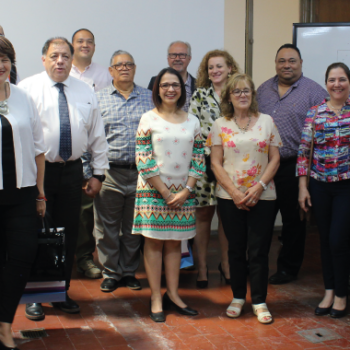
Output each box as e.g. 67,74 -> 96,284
209,73 -> 282,324
298,62 -> 350,318
132,68 -> 205,322
189,50 -> 239,287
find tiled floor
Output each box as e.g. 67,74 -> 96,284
13,228 -> 350,350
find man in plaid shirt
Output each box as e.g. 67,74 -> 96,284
93,50 -> 153,293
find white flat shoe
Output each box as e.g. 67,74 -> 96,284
226,298 -> 245,318
252,303 -> 273,324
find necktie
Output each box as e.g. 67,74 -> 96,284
56,83 -> 72,162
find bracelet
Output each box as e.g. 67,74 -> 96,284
185,185 -> 193,192
259,180 -> 267,191
36,196 -> 47,202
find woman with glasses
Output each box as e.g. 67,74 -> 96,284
189,50 -> 239,288
208,73 -> 281,324
132,67 -> 205,322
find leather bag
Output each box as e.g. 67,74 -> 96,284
28,215 -> 66,282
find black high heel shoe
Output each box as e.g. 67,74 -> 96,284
196,266 -> 208,289
315,304 -> 333,316
0,339 -> 19,350
163,292 -> 198,316
149,300 -> 165,322
330,298 -> 348,318
218,263 -> 230,285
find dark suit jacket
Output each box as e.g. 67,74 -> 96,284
147,73 -> 196,94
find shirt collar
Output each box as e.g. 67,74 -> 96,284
273,73 -> 304,91
72,62 -> 93,73
109,82 -> 140,97
45,72 -> 71,88
184,73 -> 191,87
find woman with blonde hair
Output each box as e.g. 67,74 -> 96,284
189,50 -> 239,288
208,73 -> 281,323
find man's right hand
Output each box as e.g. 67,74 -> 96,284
84,177 -> 102,198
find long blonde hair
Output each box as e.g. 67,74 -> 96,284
196,50 -> 239,88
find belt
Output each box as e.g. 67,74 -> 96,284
45,159 -> 82,168
109,163 -> 137,170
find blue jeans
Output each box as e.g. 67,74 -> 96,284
309,178 -> 350,297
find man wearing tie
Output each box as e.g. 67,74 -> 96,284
19,37 -> 109,321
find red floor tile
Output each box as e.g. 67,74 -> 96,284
11,230 -> 350,350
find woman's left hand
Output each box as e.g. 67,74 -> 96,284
167,189 -> 189,209
36,200 -> 46,217
239,183 -> 264,207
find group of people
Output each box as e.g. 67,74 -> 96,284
0,23 -> 349,350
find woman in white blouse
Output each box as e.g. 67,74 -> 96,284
0,37 -> 46,350
208,73 -> 282,324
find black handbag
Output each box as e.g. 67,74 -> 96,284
28,215 -> 66,282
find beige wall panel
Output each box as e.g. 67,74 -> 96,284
224,0 -> 246,72
253,0 -> 299,88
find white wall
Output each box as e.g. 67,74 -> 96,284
2,0 -> 224,88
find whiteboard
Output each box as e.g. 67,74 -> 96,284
1,0 -> 224,88
293,23 -> 350,88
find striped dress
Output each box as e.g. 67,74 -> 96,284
132,110 -> 205,240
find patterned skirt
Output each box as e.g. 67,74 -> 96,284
132,182 -> 197,240
195,172 -> 217,207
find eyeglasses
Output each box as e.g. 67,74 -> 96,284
230,89 -> 252,97
159,83 -> 181,90
111,62 -> 135,70
168,53 -> 188,59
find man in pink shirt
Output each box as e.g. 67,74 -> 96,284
70,28 -> 111,279
70,28 -> 111,92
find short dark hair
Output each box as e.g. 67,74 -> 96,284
325,62 -> 350,83
42,37 -> 74,56
72,28 -> 95,43
0,36 -> 15,64
152,67 -> 186,110
276,43 -> 302,60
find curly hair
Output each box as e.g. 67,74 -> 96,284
196,49 -> 239,88
221,73 -> 259,119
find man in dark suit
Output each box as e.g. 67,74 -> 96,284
147,41 -> 196,112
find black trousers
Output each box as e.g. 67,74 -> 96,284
44,160 -> 83,291
218,198 -> 276,304
274,159 -> 306,276
0,199 -> 37,323
309,178 -> 350,297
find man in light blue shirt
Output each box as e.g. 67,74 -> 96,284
93,50 -> 153,293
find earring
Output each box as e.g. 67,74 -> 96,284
228,73 -> 231,78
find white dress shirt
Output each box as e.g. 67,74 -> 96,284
0,84 -> 46,189
19,71 -> 109,175
70,62 -> 112,92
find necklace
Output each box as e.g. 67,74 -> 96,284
0,82 -> 9,115
329,102 -> 344,114
233,114 -> 252,133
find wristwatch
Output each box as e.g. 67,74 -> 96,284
92,174 -> 106,183
185,185 -> 193,192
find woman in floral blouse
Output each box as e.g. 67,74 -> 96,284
189,50 -> 239,288
298,62 -> 350,319
208,73 -> 282,324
